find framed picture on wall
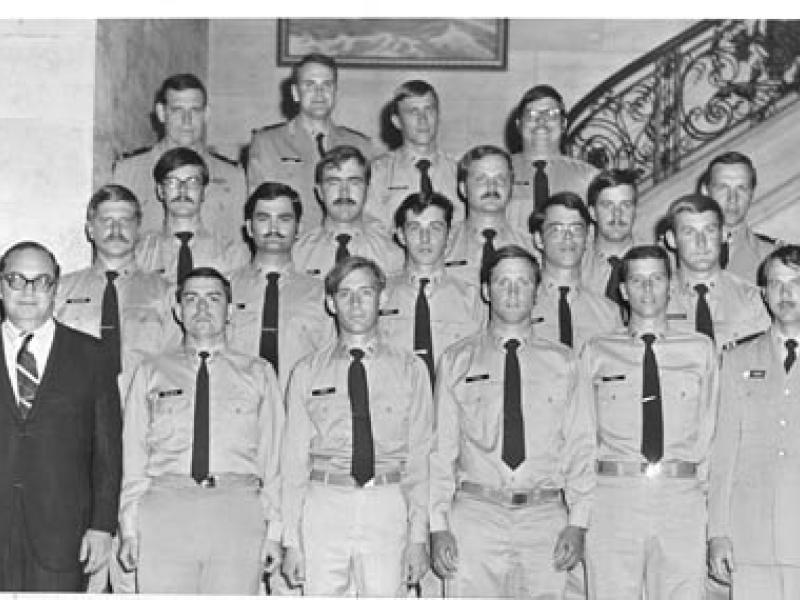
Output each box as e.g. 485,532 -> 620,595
277,19 -> 508,70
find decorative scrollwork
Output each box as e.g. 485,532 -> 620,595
565,20 -> 800,195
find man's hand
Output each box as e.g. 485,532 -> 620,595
79,529 -> 112,575
553,525 -> 585,572
404,541 -> 429,586
261,538 -> 283,575
431,530 -> 458,579
282,546 -> 305,588
118,535 -> 139,572
708,536 -> 735,585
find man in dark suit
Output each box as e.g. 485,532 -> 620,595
0,240 -> 122,591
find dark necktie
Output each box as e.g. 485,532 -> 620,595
414,277 -> 434,387
693,283 -> 715,341
558,286 -> 573,348
720,235 -> 730,269
191,351 -> 210,484
315,132 -> 326,158
533,160 -> 549,214
641,333 -> 663,463
786,339 -> 798,373
481,228 -> 497,274
335,233 -> 351,264
415,158 -> 433,201
502,339 -> 525,469
175,231 -> 194,284
16,334 -> 38,419
348,349 -> 374,486
605,256 -> 623,303
260,272 -> 280,374
101,270 -> 121,376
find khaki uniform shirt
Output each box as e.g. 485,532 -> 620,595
292,219 -> 404,279
429,329 -> 595,531
580,239 -> 640,299
531,276 -> 623,351
228,262 -> 335,391
507,153 -> 599,232
112,139 -> 247,243
281,337 -> 432,547
709,329 -> 800,565
666,270 -> 771,349
722,224 -> 776,284
581,328 -> 719,483
120,345 -> 284,541
366,147 -> 463,233
247,119 -> 374,231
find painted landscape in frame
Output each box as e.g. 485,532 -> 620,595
277,19 -> 508,70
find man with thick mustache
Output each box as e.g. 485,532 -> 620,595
135,148 -> 249,285
291,145 -> 403,278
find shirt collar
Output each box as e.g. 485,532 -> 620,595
487,324 -> 535,351
335,336 -> 379,359
163,223 -> 211,239
3,317 -> 56,351
91,260 -> 137,279
322,220 -> 365,237
182,342 -> 226,362
251,260 -> 295,278
540,274 -> 583,296
397,145 -> 441,167
406,267 -> 445,289
465,218 -> 511,240
676,270 -> 720,294
627,327 -> 668,342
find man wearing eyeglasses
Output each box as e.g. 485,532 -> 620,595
136,147 -> 249,285
0,241 -> 122,591
506,85 -> 599,233
292,145 -> 404,279
529,192 -> 621,352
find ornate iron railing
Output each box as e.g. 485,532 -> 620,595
565,20 -> 800,195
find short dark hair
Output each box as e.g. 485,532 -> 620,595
292,53 -> 338,84
314,145 -> 370,186
156,73 -> 207,106
618,244 -> 672,282
480,244 -> 541,287
87,184 -> 142,223
513,84 -> 566,125
324,255 -> 386,297
757,244 -> 800,287
665,193 -> 723,232
0,240 -> 61,281
389,80 -> 439,120
176,266 -> 232,303
153,147 -> 209,186
529,191 -> 591,234
457,144 -> 512,188
587,169 -> 639,208
244,181 -> 302,223
393,191 -> 454,231
697,150 -> 757,193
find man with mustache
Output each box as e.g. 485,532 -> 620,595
662,194 -> 769,349
443,145 -> 534,287
292,145 -> 404,278
136,147 -> 249,285
430,245 -> 595,599
248,53 -> 374,232
506,85 -> 599,232
529,192 -> 621,352
709,245 -> 800,599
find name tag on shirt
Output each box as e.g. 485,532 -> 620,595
379,308 -> 400,316
235,303 -> 248,310
66,297 -> 92,304
280,157 -> 303,163
306,269 -> 322,276
389,185 -> 409,191
601,374 -> 626,382
465,373 -> 490,383
210,177 -> 227,185
531,316 -> 545,324
311,387 -> 336,396
444,260 -> 468,268
667,312 -> 688,320
158,389 -> 183,398
514,180 -> 531,187
745,369 -> 766,379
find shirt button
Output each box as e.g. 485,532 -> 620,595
785,389 -> 791,396
780,419 -> 788,427
779,449 -> 787,457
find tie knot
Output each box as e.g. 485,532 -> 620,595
105,270 -> 119,283
350,348 -> 365,362
607,256 -> 622,268
176,231 -> 194,245
504,338 -> 520,353
641,333 -> 656,347
559,286 -> 570,299
336,233 -> 351,247
198,351 -> 210,364
694,283 -> 709,297
419,277 -> 430,292
788,339 -> 798,352
415,158 -> 431,173
266,272 -> 280,284
533,160 -> 547,171
20,333 -> 33,352
482,228 -> 497,243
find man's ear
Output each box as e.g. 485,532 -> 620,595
619,281 -> 629,302
480,282 -> 491,305
324,294 -> 336,315
664,229 -> 676,251
396,227 -> 407,249
532,230 -> 544,253
291,84 -> 300,104
155,102 -> 166,125
85,221 -> 95,243
390,114 -> 402,132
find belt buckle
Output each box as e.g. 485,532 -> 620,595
199,475 -> 216,488
643,462 -> 661,478
511,492 -> 528,506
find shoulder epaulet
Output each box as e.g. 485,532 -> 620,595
722,330 -> 767,351
252,122 -> 285,136
207,149 -> 239,168
119,145 -> 153,160
755,232 -> 779,245
340,125 -> 369,140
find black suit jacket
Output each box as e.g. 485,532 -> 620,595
0,321 -> 122,571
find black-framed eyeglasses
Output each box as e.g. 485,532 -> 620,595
1,272 -> 57,292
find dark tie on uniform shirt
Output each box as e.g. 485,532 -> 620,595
315,132 -> 326,158
693,283 -> 715,341
415,158 -> 433,201
558,286 -> 574,348
260,272 -> 280,375
16,333 -> 37,419
502,339 -> 525,470
101,270 -> 121,376
533,160 -> 549,214
786,339 -> 798,373
605,256 -> 628,323
348,349 -> 374,486
641,333 -> 664,463
175,231 -> 194,284
414,277 -> 435,387
481,228 -> 497,275
191,351 -> 210,484
719,237 -> 730,269
335,233 -> 351,264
